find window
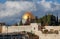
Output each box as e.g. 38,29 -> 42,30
34,27 -> 35,30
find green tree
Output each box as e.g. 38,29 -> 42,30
35,16 -> 38,23
39,14 -> 57,26
20,19 -> 23,25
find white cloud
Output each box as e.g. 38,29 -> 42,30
0,1 -> 36,24
7,0 -> 20,1
37,0 -> 60,12
41,0 -> 45,2
6,0 -> 32,1
0,0 -> 60,25
0,1 -> 36,18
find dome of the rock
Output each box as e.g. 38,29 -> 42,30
22,12 -> 35,20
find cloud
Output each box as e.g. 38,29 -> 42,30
0,0 -> 60,25
37,0 -> 60,12
32,0 -> 60,18
6,0 -> 33,1
0,1 -> 36,25
0,1 -> 36,17
7,0 -> 20,1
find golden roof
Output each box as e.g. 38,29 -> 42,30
22,12 -> 35,20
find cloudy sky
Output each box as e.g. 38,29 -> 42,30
0,0 -> 60,25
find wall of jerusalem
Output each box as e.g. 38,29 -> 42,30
1,23 -> 60,39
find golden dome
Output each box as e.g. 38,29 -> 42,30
22,12 -> 35,20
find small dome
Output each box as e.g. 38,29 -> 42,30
22,12 -> 35,20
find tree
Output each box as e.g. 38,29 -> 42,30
34,16 -> 39,23
20,19 -> 23,25
39,14 -> 57,26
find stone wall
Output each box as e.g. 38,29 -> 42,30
2,23 -> 38,33
2,26 -> 32,33
34,26 -> 60,39
1,23 -> 60,39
